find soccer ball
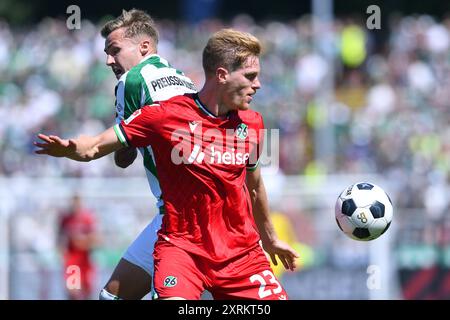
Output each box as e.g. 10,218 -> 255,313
335,182 -> 393,241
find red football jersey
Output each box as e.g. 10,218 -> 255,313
59,209 -> 96,257
115,93 -> 265,262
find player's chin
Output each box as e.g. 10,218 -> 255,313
113,69 -> 124,79
238,102 -> 251,110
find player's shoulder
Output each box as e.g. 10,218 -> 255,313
136,54 -> 180,77
117,69 -> 141,89
140,54 -> 171,69
118,55 -> 170,85
145,93 -> 196,114
238,109 -> 264,126
158,93 -> 196,107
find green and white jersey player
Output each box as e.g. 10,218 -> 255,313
99,9 -> 196,300
115,54 -> 196,208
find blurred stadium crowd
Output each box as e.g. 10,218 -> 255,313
2,13 -> 450,299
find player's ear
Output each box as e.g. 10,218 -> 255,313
139,39 -> 152,56
216,67 -> 228,84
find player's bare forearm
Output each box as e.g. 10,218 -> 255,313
246,167 -> 300,270
34,127 -> 122,161
114,146 -> 138,168
246,167 -> 276,243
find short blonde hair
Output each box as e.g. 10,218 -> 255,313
101,9 -> 159,45
202,29 -> 261,75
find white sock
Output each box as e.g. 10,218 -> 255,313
99,289 -> 121,300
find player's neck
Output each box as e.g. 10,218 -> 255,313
197,85 -> 232,118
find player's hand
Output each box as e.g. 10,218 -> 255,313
262,238 -> 300,271
34,134 -> 76,157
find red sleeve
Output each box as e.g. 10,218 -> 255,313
117,103 -> 165,148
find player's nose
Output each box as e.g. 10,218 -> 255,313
106,54 -> 115,66
252,77 -> 261,90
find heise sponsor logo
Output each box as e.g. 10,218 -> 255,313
171,123 -> 255,166
187,145 -> 250,165
170,122 -> 280,171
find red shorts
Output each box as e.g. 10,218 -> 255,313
153,241 -> 288,300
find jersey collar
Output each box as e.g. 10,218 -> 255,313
193,93 -> 232,120
139,54 -> 160,64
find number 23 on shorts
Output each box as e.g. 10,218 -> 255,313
249,270 -> 287,300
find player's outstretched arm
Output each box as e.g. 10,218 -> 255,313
34,127 -> 123,162
246,167 -> 300,271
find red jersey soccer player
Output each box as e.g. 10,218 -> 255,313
58,194 -> 98,299
35,29 -> 299,299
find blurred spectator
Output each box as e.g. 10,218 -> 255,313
58,194 -> 98,300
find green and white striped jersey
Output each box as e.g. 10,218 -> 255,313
115,54 -> 197,210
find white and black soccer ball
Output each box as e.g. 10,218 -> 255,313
335,182 -> 393,241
